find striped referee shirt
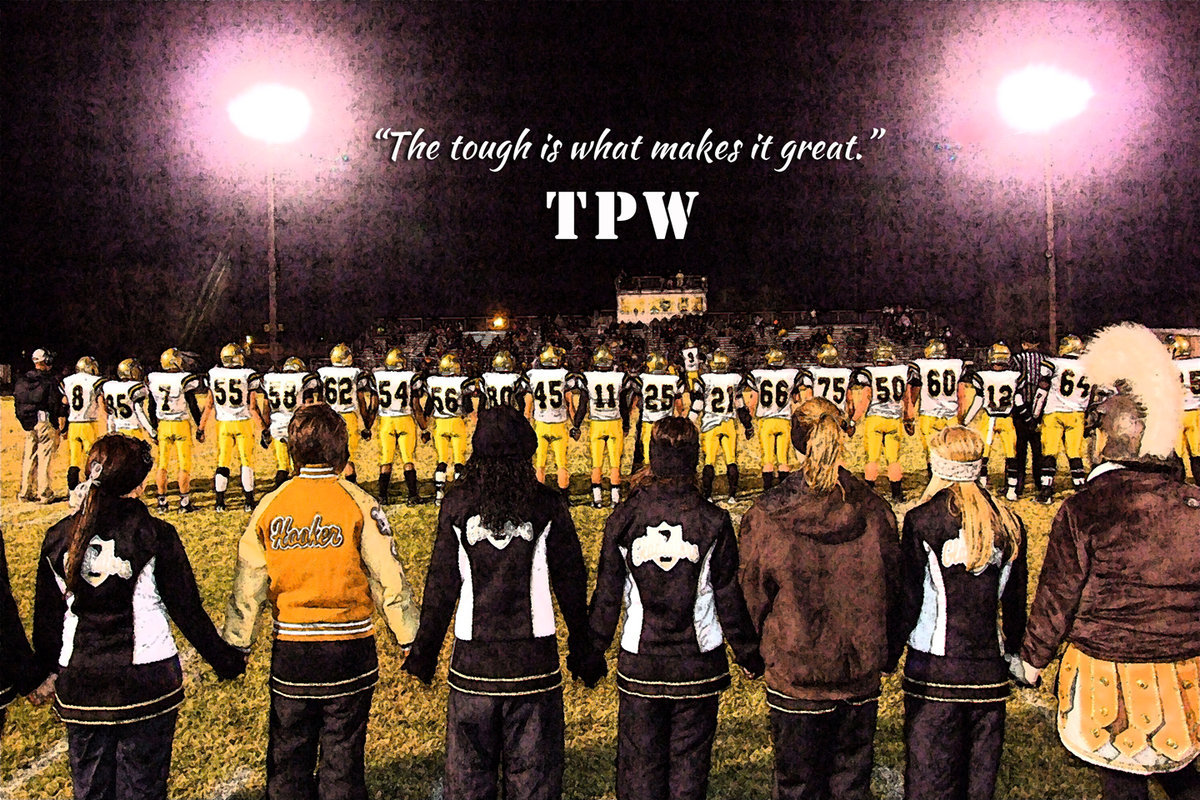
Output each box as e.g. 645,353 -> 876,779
1010,349 -> 1054,414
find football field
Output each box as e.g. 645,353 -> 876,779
0,398 -> 1107,799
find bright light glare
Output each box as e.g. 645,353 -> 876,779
227,84 -> 312,144
997,65 -> 1094,133
492,315 -> 507,330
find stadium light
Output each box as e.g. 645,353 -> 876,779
997,65 -> 1093,346
228,83 -> 312,366
492,314 -> 508,331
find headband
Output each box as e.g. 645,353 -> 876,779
929,453 -> 982,483
68,463 -> 104,511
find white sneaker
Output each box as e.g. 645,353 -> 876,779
1005,488 -> 1018,502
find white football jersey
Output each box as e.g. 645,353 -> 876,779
208,366 -> 261,422
749,368 -> 799,420
103,380 -> 149,432
1043,357 -> 1090,414
582,370 -> 627,422
262,372 -> 318,440
907,358 -> 964,419
147,371 -> 203,422
373,369 -> 423,418
1178,358 -> 1200,412
968,369 -> 1020,417
637,373 -> 685,424
424,375 -> 473,419
852,365 -> 908,419
527,367 -> 574,424
693,372 -> 744,432
318,366 -> 368,415
480,372 -> 528,410
681,347 -> 701,374
804,366 -> 853,410
63,373 -> 105,423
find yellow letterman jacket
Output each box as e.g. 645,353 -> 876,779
223,465 -> 419,698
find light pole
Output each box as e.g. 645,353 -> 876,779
228,83 -> 312,366
997,65 -> 1093,347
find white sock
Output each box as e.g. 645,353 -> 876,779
214,472 -> 228,492
241,467 -> 255,493
611,486 -> 621,504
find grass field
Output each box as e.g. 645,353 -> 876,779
0,396 -> 1123,799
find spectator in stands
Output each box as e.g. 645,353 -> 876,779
15,349 -> 66,504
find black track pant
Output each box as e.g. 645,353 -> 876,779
1012,416 -> 1042,495
769,699 -> 877,800
66,709 -> 178,800
617,692 -> 719,800
903,695 -> 1004,800
267,687 -> 373,800
445,686 -> 564,800
1097,764 -> 1200,800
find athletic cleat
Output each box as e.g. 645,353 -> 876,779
591,500 -> 604,509
214,502 -> 228,513
1038,492 -> 1054,505
1005,488 -> 1018,502
157,498 -> 169,512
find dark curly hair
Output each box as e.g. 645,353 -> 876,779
451,454 -> 550,531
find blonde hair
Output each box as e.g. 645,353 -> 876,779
793,397 -> 848,495
920,426 -> 1022,570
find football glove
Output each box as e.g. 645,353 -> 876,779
569,426 -> 581,441
743,423 -> 755,441
420,430 -> 432,444
360,429 -> 371,441
195,428 -> 205,443
903,419 -> 915,436
260,430 -> 271,449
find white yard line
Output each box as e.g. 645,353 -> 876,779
0,738 -> 67,800
209,764 -> 255,800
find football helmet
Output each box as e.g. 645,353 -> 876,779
989,342 -> 1012,366
1058,334 -> 1083,357
220,342 -> 245,368
117,358 -> 144,381
708,350 -> 731,373
160,348 -> 183,372
683,339 -> 696,350
1169,334 -> 1191,359
645,352 -> 669,375
492,350 -> 516,372
872,343 -> 896,365
592,345 -> 615,370
816,343 -> 839,366
538,344 -> 563,368
438,353 -> 461,376
75,356 -> 99,376
764,348 -> 785,367
924,339 -> 948,359
282,356 -> 306,373
329,343 -> 353,367
384,348 -> 407,370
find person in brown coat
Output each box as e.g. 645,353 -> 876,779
1017,322 -> 1200,800
740,397 -> 902,800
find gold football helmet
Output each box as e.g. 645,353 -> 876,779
1169,334 -> 1191,359
989,342 -> 1012,366
538,344 -> 563,368
492,350 -> 516,372
438,353 -> 461,376
160,348 -> 183,372
282,356 -> 306,373
816,343 -> 839,366
329,343 -> 353,367
384,348 -> 407,370
220,342 -> 245,368
1058,334 -> 1083,357
924,339 -> 948,359
592,345 -> 615,369
764,348 -> 785,367
872,343 -> 896,365
708,350 -> 731,373
646,351 -> 669,375
118,358 -> 144,381
683,339 -> 696,350
75,356 -> 99,376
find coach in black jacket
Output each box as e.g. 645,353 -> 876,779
403,406 -> 605,800
589,416 -> 762,800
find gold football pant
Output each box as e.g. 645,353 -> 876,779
535,421 -> 568,471
758,418 -> 792,470
702,420 -> 737,466
1042,411 -> 1085,458
918,415 -> 952,454
379,416 -> 418,466
157,421 -> 193,472
973,414 -> 1017,459
272,439 -> 292,473
67,421 -> 102,469
1179,409 -> 1200,457
434,417 -> 468,466
340,412 -> 361,460
863,416 -> 903,465
217,419 -> 255,469
589,419 -> 623,471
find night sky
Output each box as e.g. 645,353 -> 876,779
3,2 -> 1199,364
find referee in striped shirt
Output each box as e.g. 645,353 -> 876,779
1010,330 -> 1055,499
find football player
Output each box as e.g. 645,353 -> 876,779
573,344 -> 633,508
525,344 -> 581,495
746,347 -> 800,491
631,352 -> 688,471
259,356 -> 321,489
197,343 -> 265,511
479,350 -> 529,410
148,348 -> 205,512
62,356 -> 108,491
317,343 -> 376,484
690,350 -> 751,501
1038,334 -> 1090,503
848,343 -> 909,502
802,343 -> 853,415
422,352 -> 476,504
103,358 -> 156,442
960,343 -> 1022,500
680,338 -> 702,387
1171,335 -> 1200,484
904,339 -> 964,473
373,348 -> 427,505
